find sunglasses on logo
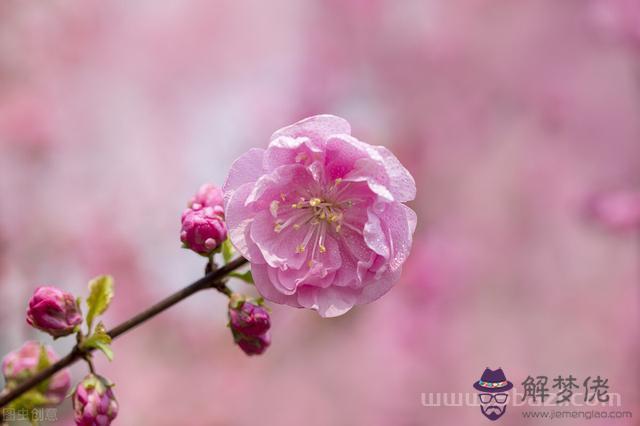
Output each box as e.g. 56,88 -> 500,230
479,393 -> 508,404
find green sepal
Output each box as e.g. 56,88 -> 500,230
221,239 -> 234,264
81,322 -> 114,361
228,270 -> 253,284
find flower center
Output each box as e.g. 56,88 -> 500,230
270,178 -> 361,266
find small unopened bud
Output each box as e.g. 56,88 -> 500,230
229,301 -> 271,337
2,341 -> 71,405
188,183 -> 224,212
180,206 -> 228,255
73,374 -> 118,426
229,300 -> 271,356
236,332 -> 271,356
26,286 -> 82,337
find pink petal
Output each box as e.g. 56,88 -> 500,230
251,263 -> 302,308
224,182 -> 265,263
271,114 -> 351,144
222,148 -> 265,203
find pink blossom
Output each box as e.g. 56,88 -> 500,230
180,206 -> 228,255
2,341 -> 71,405
26,286 -> 83,337
223,115 -> 416,317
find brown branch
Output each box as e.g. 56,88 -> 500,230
0,256 -> 249,408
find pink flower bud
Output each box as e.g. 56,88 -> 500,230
180,206 -> 228,255
228,300 -> 271,356
73,374 -> 118,426
26,286 -> 83,337
2,341 -> 71,405
229,301 -> 271,337
188,183 -> 224,212
235,332 -> 271,356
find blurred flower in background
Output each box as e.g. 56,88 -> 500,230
0,0 -> 638,425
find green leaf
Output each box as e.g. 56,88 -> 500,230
222,239 -> 234,264
229,270 -> 253,284
81,322 -> 114,361
35,345 -> 52,394
6,389 -> 50,410
94,340 -> 114,362
86,275 -> 114,331
36,345 -> 50,371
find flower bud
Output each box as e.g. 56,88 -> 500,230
235,332 -> 271,356
73,374 -> 118,426
188,183 -> 224,212
26,286 -> 82,337
229,301 -> 271,337
2,341 -> 71,404
228,299 -> 271,356
180,206 -> 227,255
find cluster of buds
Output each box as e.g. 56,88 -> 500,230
26,286 -> 83,337
181,184 -> 228,255
2,341 -> 71,405
7,284 -> 119,425
184,184 -> 272,356
72,374 -> 119,426
228,295 -> 271,356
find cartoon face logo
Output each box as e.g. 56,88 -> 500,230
473,368 -> 513,421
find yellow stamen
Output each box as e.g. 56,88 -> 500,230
319,244 -> 326,253
309,198 -> 322,207
296,245 -> 305,253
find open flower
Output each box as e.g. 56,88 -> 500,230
2,341 -> 71,405
223,115 -> 416,317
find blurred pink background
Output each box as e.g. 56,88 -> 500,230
0,0 -> 638,425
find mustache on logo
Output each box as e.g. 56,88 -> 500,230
485,406 -> 503,414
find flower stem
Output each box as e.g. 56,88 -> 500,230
0,256 -> 249,408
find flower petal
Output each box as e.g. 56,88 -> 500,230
222,148 -> 265,203
250,210 -> 310,270
225,182 -> 265,263
251,263 -> 302,308
271,114 -> 351,144
297,285 -> 358,318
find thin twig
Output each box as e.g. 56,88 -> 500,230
0,256 -> 248,408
